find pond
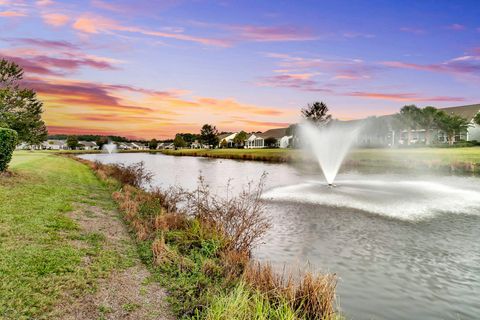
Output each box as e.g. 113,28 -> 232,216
79,152 -> 480,320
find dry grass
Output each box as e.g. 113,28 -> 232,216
244,262 -> 337,319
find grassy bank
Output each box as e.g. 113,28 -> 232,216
84,160 -> 340,319
161,147 -> 480,173
0,152 -> 138,319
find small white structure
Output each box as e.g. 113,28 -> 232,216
42,140 -> 68,150
217,132 -> 238,148
78,141 -> 99,150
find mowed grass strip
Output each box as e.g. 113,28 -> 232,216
161,147 -> 480,165
0,152 -> 130,320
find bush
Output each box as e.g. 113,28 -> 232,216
0,128 -> 18,172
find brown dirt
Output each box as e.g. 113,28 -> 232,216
57,203 -> 174,320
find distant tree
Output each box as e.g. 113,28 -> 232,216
301,101 -> 332,125
233,131 -> 248,147
149,138 -> 158,150
417,106 -> 442,145
220,139 -> 227,148
474,112 -> 480,126
200,124 -> 219,147
173,134 -> 187,148
0,59 -> 47,145
395,105 -> 421,145
95,136 -> 108,149
437,112 -> 471,145
66,135 -> 79,149
264,137 -> 277,148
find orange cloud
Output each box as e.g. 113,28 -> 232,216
23,76 -> 296,139
42,13 -> 69,26
0,10 -> 26,17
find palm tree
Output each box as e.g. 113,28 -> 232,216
437,112 -> 471,145
395,105 -> 420,145
417,106 -> 441,145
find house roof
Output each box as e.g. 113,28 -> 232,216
438,104 -> 480,121
79,141 -> 97,147
44,139 -> 66,146
217,133 -> 237,141
258,128 -> 288,139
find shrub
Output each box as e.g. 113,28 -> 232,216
0,128 -> 18,172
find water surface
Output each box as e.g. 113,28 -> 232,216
79,153 -> 480,320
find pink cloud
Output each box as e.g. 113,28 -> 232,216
36,0 -> 54,6
73,14 -> 231,47
0,10 -> 26,17
257,74 -> 331,93
399,27 -> 426,35
383,56 -> 480,75
6,38 -> 78,50
231,25 -> 317,42
42,13 -> 69,27
446,24 -> 465,31
346,91 -> 465,102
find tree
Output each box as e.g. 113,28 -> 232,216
437,112 -> 471,145
0,128 -> 18,172
474,112 -> 480,126
264,137 -> 277,147
66,135 -> 79,149
301,101 -> 332,125
173,134 -> 186,148
220,139 -> 227,148
233,131 -> 248,147
149,138 -> 158,150
95,136 -> 108,149
395,105 -> 420,145
0,59 -> 47,144
417,106 -> 442,145
200,124 -> 219,147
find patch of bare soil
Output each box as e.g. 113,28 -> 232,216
58,204 -> 174,320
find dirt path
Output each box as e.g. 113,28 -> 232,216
57,203 -> 174,320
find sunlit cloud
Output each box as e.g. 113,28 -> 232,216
0,10 -> 26,17
230,25 -> 317,42
42,13 -> 69,26
346,91 -> 465,102
383,55 -> 480,76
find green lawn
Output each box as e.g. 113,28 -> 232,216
0,152 -> 132,319
161,146 -> 480,166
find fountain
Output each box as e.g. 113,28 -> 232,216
300,121 -> 363,185
102,142 -> 117,154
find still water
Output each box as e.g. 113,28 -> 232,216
79,153 -> 480,320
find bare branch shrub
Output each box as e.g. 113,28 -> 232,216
185,173 -> 270,253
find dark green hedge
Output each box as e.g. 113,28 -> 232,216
0,128 -> 18,172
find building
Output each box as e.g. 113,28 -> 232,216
42,140 -> 68,150
217,132 -> 238,148
245,128 -> 292,149
357,104 -> 480,147
78,141 -> 99,150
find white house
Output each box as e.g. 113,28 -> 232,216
217,132 -> 238,148
78,141 -> 99,150
42,139 -> 68,150
245,128 -> 292,149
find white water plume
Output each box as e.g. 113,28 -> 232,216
102,142 -> 117,154
300,121 -> 363,184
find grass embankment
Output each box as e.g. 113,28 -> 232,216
84,160 -> 340,320
0,152 -> 137,319
162,147 -> 480,173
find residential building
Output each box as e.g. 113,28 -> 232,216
42,139 -> 68,150
78,141 -> 99,150
217,132 -> 238,148
245,128 -> 292,149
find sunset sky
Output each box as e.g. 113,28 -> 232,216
1,0 -> 479,139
